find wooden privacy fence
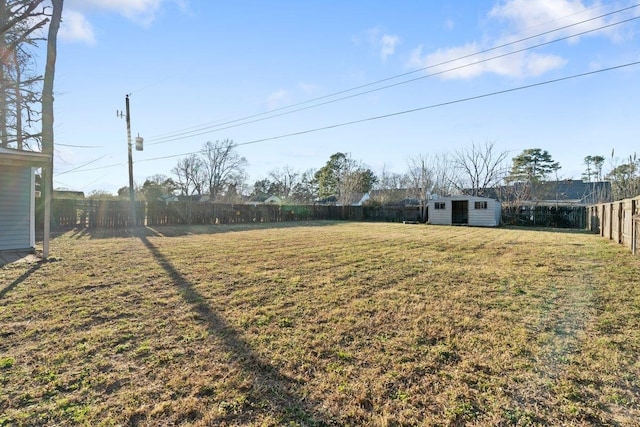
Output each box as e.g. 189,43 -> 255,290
36,199 -> 146,229
37,200 -> 424,230
588,195 -> 640,255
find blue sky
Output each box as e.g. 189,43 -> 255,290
50,0 -> 640,194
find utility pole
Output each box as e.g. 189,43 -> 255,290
125,94 -> 136,226
118,95 -> 144,227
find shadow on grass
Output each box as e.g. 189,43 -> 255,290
500,225 -> 596,235
58,220 -> 341,240
0,262 -> 42,299
137,233 -> 329,425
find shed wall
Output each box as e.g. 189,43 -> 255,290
429,202 -> 452,225
468,200 -> 501,227
428,197 -> 500,227
0,165 -> 34,251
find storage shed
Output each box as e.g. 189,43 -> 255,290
428,196 -> 501,227
0,147 -> 50,251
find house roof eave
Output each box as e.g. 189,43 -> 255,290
0,147 -> 50,167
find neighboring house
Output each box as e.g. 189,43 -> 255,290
533,180 -> 612,206
159,194 -> 179,203
246,194 -> 282,205
482,180 -> 612,206
368,188 -> 422,206
346,192 -> 370,206
197,194 -> 212,203
0,147 -> 50,251
428,195 -> 501,227
53,190 -> 85,199
317,193 -> 370,206
263,195 -> 282,204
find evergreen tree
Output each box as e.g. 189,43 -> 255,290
507,148 -> 560,183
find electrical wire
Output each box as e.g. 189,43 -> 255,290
61,59 -> 640,174
146,14 -> 640,147
144,3 -> 640,146
55,154 -> 111,176
127,61 -> 640,166
56,143 -> 104,148
57,4 -> 640,176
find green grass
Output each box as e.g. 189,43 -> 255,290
1,222 -> 639,426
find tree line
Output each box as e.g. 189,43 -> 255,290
93,140 -> 640,205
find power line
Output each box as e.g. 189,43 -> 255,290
55,154 -> 111,176
59,59 -> 640,175
129,61 -> 640,165
59,5 -> 640,177
235,61 -> 640,147
144,3 -> 640,146
147,14 -> 640,147
57,143 -> 103,148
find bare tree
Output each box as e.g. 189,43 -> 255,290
371,165 -> 410,205
452,141 -> 509,196
267,165 -> 299,200
172,154 -> 204,196
606,153 -> 640,200
1,0 -> 49,150
200,139 -> 248,201
405,154 -> 434,206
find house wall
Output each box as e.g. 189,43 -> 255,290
0,165 -> 34,251
428,197 -> 500,227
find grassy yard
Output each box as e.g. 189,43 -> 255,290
1,222 -> 639,426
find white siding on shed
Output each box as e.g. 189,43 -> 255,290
428,196 -> 501,227
469,199 -> 502,227
0,165 -> 35,250
429,200 -> 451,225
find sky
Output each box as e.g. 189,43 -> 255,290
46,0 -> 640,194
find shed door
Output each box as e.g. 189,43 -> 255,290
452,200 -> 468,225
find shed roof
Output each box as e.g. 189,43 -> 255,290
430,195 -> 498,202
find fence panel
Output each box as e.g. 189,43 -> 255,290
589,195 -> 640,256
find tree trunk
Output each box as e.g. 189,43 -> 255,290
0,0 -> 7,147
41,0 -> 63,258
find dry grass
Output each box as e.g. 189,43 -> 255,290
1,222 -> 639,426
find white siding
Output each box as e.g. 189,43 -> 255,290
429,201 -> 452,225
0,166 -> 34,250
468,199 -> 501,227
428,196 -> 501,227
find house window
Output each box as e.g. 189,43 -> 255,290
474,201 -> 488,209
434,202 -> 446,210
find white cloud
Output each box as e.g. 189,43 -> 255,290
525,52 -> 568,76
59,10 -> 96,45
64,0 -> 186,30
489,0 -> 634,42
489,0 -> 591,30
266,89 -> 291,110
298,82 -> 321,94
364,27 -> 401,62
405,0 -> 632,80
380,34 -> 400,61
409,42 -> 567,79
57,0 -> 187,45
445,18 -> 455,31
